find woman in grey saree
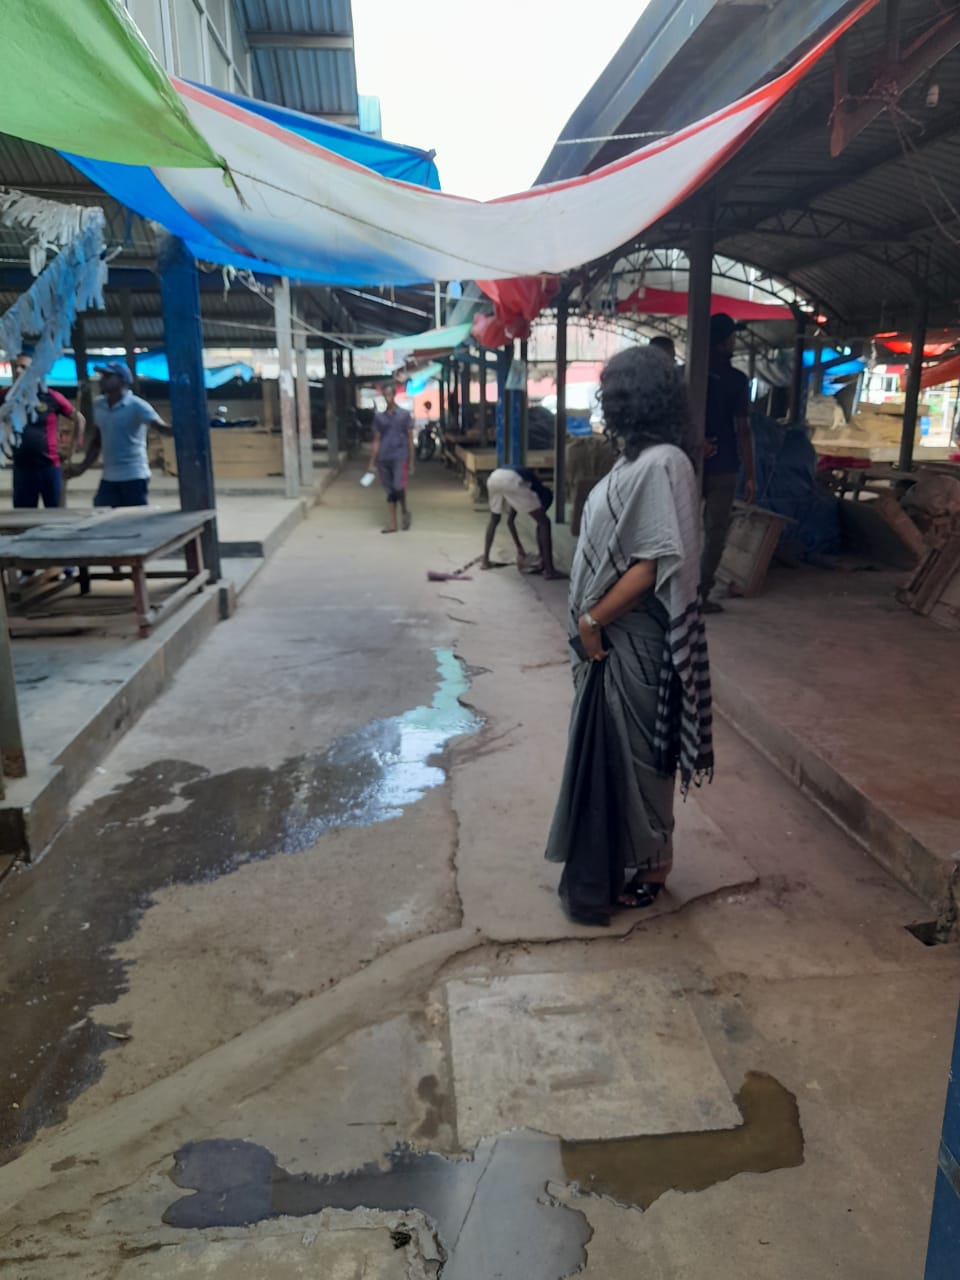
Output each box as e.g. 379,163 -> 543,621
545,347 -> 713,927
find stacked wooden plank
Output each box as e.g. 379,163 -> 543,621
161,428 -> 282,479
899,520 -> 960,629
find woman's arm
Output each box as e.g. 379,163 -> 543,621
578,559 -> 656,660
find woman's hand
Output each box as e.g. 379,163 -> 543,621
578,615 -> 608,662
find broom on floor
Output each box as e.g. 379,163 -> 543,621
426,555 -> 484,582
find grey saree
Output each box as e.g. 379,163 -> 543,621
545,443 -> 712,907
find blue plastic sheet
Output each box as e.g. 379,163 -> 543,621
61,81 -> 440,280
748,413 -> 840,559
2,353 -> 253,388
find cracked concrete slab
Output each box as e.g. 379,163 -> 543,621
1,1210 -> 440,1279
447,970 -> 741,1144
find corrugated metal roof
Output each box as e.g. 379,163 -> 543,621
251,47 -> 357,116
238,0 -> 353,36
0,134 -> 82,190
563,0 -> 960,332
0,3 -> 437,347
238,0 -> 359,120
539,0 -> 858,183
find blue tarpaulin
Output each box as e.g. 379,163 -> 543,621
62,81 -> 441,281
2,353 -> 253,388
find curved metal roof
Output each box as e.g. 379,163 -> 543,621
542,1 -> 960,336
644,0 -> 960,333
538,0 -> 863,183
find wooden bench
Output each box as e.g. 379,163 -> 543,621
0,509 -> 214,638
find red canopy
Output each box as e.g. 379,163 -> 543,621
921,352 -> 960,389
617,287 -> 793,321
474,276 -> 561,349
876,330 -> 960,359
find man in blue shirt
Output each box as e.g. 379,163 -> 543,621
701,314 -> 756,612
67,362 -> 171,506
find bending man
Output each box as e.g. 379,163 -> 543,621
482,466 -> 563,579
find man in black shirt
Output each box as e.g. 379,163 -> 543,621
701,314 -> 756,611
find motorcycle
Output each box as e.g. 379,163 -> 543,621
209,405 -> 258,429
416,419 -> 443,462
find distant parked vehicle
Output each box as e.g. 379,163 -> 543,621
417,419 -> 443,461
210,405 -> 258,428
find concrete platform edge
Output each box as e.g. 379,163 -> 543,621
711,665 -> 959,926
220,496 -> 310,560
0,497 -> 313,860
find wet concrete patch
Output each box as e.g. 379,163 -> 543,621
163,1132 -> 591,1280
162,1072 -> 801,1278
561,1071 -> 804,1209
0,651 -> 479,1158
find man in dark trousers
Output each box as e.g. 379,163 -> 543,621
1,352 -> 84,509
701,313 -> 756,612
368,381 -> 415,533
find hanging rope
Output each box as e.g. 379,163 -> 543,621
0,208 -> 106,454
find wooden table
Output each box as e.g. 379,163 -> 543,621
818,457 -> 959,500
813,441 -> 952,464
0,509 -> 91,533
0,509 -> 214,637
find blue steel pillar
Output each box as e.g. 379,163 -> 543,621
157,233 -> 220,582
925,999 -> 960,1278
496,347 -> 510,466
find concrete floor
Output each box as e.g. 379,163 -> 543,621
9,492 -> 308,769
0,463 -> 957,1277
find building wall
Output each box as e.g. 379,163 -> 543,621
124,0 -> 252,96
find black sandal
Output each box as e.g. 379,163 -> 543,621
616,878 -> 664,910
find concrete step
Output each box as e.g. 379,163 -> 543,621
0,762 -> 69,859
711,666 -> 960,933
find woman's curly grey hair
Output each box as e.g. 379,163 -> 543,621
599,345 -> 691,461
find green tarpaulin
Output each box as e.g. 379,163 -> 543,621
0,0 -> 222,169
363,322 -> 475,355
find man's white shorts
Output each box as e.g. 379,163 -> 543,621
487,468 -> 541,516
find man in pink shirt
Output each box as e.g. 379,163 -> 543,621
1,352 -> 84,509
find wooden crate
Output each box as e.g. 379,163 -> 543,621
898,532 -> 960,628
161,428 -> 282,479
716,503 -> 793,597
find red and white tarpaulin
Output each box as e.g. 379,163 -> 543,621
152,1 -> 876,286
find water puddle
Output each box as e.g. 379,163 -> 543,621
164,1131 -> 590,1280
163,1072 -> 802,1278
0,650 -> 479,1157
560,1070 -> 804,1208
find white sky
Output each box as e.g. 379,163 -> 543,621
351,1 -> 648,201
